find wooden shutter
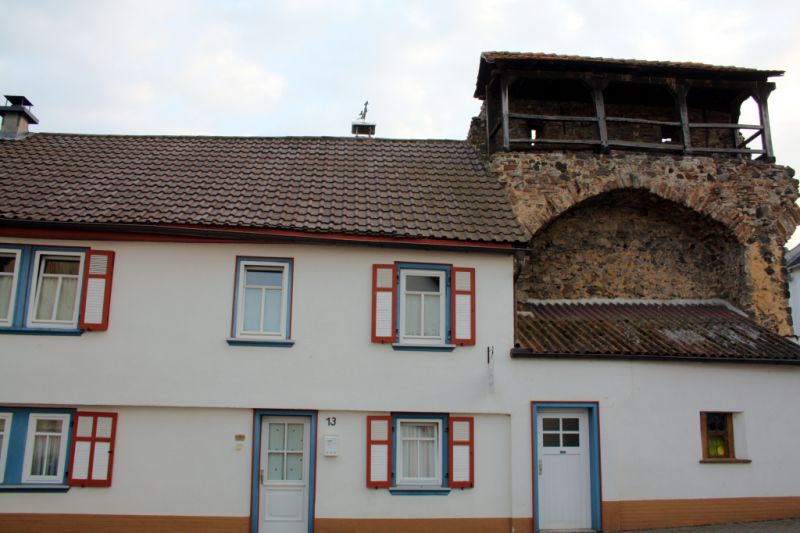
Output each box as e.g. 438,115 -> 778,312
449,416 -> 474,488
371,264 -> 396,343
366,416 -> 392,488
68,412 -> 118,487
451,267 -> 475,345
79,250 -> 115,331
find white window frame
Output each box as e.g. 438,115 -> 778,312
0,248 -> 21,327
235,260 -> 289,339
0,413 -> 12,483
26,250 -> 85,330
399,269 -> 446,345
22,413 -> 71,483
396,418 -> 442,486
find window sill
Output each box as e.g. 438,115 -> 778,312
0,484 -> 70,492
389,486 -> 451,496
226,338 -> 295,348
391,343 -> 456,352
0,327 -> 83,336
699,458 -> 752,464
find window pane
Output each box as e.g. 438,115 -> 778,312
707,413 -> 727,432
562,433 -> 580,447
43,258 -> 79,275
45,435 -> 61,476
0,276 -> 12,320
402,438 -> 418,477
286,453 -> 303,480
402,422 -> 435,439
542,418 -> 559,431
543,433 -> 560,447
708,436 -> 728,458
0,418 -> 4,431
246,268 -> 282,287
407,275 -> 439,292
404,294 -> 421,336
36,419 -> 62,433
268,424 -> 285,451
286,424 -> 303,451
262,288 -> 282,333
243,288 -> 262,331
562,418 -> 579,431
0,255 -> 15,273
55,277 -> 78,321
266,452 -> 284,480
423,295 -> 440,336
35,277 -> 58,320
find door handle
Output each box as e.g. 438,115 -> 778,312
538,459 -> 543,475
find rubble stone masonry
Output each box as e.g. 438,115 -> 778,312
490,150 -> 800,335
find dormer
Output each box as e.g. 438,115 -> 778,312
474,52 -> 782,161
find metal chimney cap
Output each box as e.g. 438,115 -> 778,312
4,95 -> 34,107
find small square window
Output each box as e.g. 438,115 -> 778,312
700,412 -> 748,462
27,251 -> 85,329
399,269 -> 446,345
233,258 -> 293,341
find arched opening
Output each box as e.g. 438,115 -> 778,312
518,189 -> 746,305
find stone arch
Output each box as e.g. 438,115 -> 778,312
518,188 -> 749,307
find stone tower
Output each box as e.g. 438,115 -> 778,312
469,52 -> 800,335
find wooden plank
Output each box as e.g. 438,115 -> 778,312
689,122 -> 761,129
489,120 -> 502,138
508,112 -> 597,123
484,80 -> 493,156
510,138 -> 600,145
608,140 -> 683,151
691,147 -> 766,154
756,82 -> 775,160
500,74 -> 510,151
675,83 -> 692,153
737,129 -> 763,149
606,117 -> 681,127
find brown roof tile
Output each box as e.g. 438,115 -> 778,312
0,134 -> 528,244
513,300 -> 800,364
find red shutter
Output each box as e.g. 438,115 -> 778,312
449,416 -> 474,488
68,412 -> 118,487
371,264 -> 396,343
79,250 -> 115,331
451,267 -> 476,345
366,415 -> 392,488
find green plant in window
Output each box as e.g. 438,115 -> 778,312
708,436 -> 726,458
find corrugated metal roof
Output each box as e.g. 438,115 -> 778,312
0,134 -> 528,244
514,300 -> 800,364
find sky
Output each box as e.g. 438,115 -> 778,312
2,0 -> 800,242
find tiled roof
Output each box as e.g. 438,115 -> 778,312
513,300 -> 800,364
0,134 -> 528,244
475,51 -> 782,98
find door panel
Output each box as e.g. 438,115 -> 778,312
536,408 -> 591,531
260,416 -> 310,533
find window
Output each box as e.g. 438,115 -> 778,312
0,413 -> 11,483
371,264 -> 475,348
28,252 -> 84,329
231,257 -> 293,343
700,412 -> 749,463
23,414 -> 71,483
0,249 -> 21,326
0,245 -> 114,333
366,414 -> 474,492
0,408 -> 118,489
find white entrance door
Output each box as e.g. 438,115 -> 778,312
259,416 -> 311,533
536,408 -> 592,531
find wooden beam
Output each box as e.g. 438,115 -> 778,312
508,112 -> 597,123
606,117 -> 681,127
674,82 -> 692,153
689,122 -> 762,129
500,74 -> 510,151
737,129 -> 763,149
502,69 -> 762,91
510,138 -> 601,145
585,78 -> 609,151
755,82 -> 776,160
484,80 -> 492,156
690,147 -> 766,155
608,140 -> 683,151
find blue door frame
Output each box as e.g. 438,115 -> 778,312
251,410 -> 317,533
531,402 -> 602,532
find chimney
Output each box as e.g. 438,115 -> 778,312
0,95 -> 38,139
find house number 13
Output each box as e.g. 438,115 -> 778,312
326,417 -> 336,426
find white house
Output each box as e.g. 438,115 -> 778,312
1,52 -> 800,533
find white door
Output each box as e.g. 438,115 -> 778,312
259,416 -> 311,533
536,408 -> 592,531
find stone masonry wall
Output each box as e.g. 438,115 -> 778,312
490,150 -> 800,335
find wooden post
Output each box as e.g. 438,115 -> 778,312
500,73 -> 510,151
755,82 -> 776,161
675,82 -> 692,154
586,78 -> 609,152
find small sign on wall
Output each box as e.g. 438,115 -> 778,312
323,435 -> 339,456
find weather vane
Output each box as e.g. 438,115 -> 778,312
357,101 -> 368,121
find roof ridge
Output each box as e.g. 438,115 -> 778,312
28,132 -> 472,143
